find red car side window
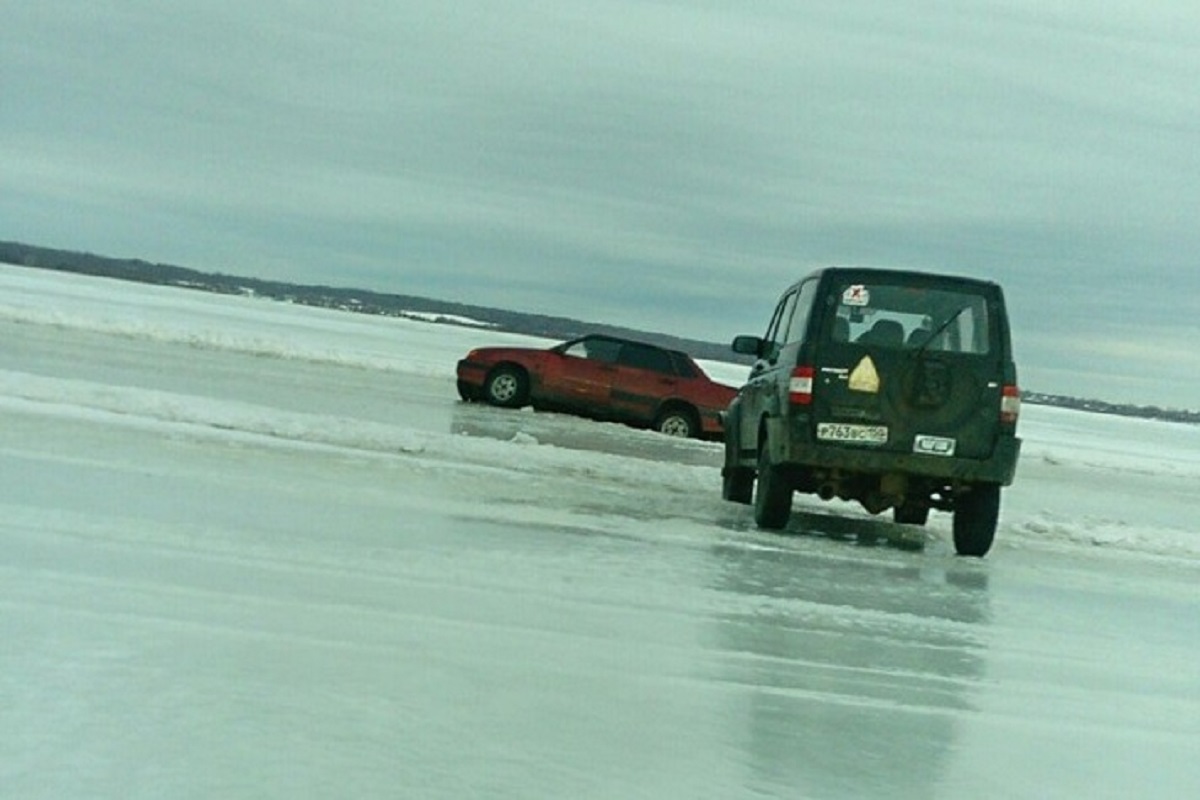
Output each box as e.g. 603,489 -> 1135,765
618,344 -> 674,375
670,352 -> 699,379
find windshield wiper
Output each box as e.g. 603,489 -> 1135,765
911,305 -> 968,357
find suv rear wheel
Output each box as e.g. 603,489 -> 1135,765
754,442 -> 793,530
953,484 -> 1000,557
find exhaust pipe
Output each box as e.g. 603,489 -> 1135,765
817,483 -> 836,501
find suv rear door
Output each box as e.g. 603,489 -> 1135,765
809,272 -> 1010,460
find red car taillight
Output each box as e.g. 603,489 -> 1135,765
1000,384 -> 1021,424
789,366 -> 814,405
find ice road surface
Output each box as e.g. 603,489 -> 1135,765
2,264 -> 1199,799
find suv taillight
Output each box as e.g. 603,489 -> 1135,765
1000,384 -> 1021,424
790,366 -> 814,405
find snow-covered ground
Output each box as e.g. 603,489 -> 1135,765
2,264 -> 1198,799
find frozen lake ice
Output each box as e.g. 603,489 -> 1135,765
2,265 -> 1199,798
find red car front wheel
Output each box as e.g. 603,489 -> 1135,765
484,366 -> 529,408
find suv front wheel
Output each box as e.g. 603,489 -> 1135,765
722,467 -> 754,504
754,442 -> 793,530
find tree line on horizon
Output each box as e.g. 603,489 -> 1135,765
2,240 -> 1196,424
0,240 -> 741,363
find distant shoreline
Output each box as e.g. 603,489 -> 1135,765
3,239 -> 1196,425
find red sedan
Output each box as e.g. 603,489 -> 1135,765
456,334 -> 738,439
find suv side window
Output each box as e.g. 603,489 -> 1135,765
764,289 -> 799,360
784,279 -> 818,344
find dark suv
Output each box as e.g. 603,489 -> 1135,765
721,267 -> 1021,556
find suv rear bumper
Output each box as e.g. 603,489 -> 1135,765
768,419 -> 1021,486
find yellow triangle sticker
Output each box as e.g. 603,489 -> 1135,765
849,356 -> 880,393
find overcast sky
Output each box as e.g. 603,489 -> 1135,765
4,1 -> 1199,407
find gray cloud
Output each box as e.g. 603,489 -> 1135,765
3,1 -> 1199,406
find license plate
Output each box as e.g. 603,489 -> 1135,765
817,423 -> 888,444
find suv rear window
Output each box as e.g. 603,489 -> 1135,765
830,281 -> 992,355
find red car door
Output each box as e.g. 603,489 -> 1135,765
539,337 -> 620,412
610,342 -> 677,423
